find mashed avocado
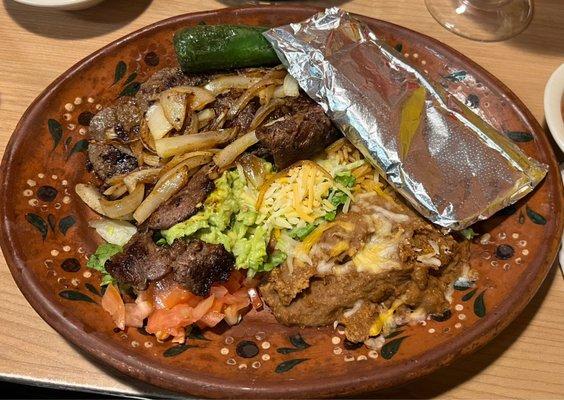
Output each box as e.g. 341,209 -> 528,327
162,167 -> 284,277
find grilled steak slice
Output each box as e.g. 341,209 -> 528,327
147,164 -> 217,230
211,90 -> 260,133
106,232 -> 233,296
134,67 -> 209,112
87,142 -> 138,181
89,68 -> 208,144
106,230 -> 186,290
89,97 -> 142,142
172,240 -> 234,296
256,96 -> 341,169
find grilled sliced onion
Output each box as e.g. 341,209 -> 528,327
142,152 -> 161,167
75,183 -> 105,215
103,183 -> 128,199
258,85 -> 276,105
170,86 -> 215,111
123,168 -> 162,193
139,119 -> 157,154
159,151 -> 213,177
250,98 -> 285,131
159,90 -> 187,131
238,153 -> 267,189
184,111 -> 198,135
197,109 -> 215,126
213,131 -> 258,168
146,103 -> 173,140
204,75 -> 262,95
100,183 -> 145,219
227,77 -> 283,120
133,166 -> 190,224
155,128 -> 237,158
273,73 -> 300,98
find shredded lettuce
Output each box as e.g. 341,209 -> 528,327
334,173 -> 356,188
460,228 -> 478,240
86,243 -> 122,286
289,223 -> 316,240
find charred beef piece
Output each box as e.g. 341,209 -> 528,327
256,96 -> 341,169
147,164 -> 217,230
172,240 -> 234,296
106,229 -> 186,289
89,97 -> 142,142
88,69 -> 210,180
211,90 -> 260,133
134,67 -> 208,112
87,142 -> 138,180
106,231 -> 234,295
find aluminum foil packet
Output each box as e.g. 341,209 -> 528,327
263,7 -> 547,230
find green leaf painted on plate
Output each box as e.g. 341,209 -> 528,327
473,290 -> 486,318
275,358 -> 308,373
394,43 -> 403,53
47,214 -> 56,233
64,136 -> 72,152
119,81 -> 141,97
163,344 -> 198,357
506,131 -> 534,142
85,283 -> 101,297
58,215 -> 76,235
26,213 -> 48,240
462,288 -> 477,302
114,61 -> 127,84
277,347 -> 301,355
59,290 -> 96,304
67,139 -> 89,160
444,70 -> 467,82
526,206 -> 547,225
289,334 -> 310,349
519,210 -> 525,224
48,119 -> 62,150
381,336 -> 408,360
187,325 -> 210,341
123,72 -> 138,86
384,330 -> 405,340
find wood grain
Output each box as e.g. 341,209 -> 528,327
0,0 -> 563,397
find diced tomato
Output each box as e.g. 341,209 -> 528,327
154,285 -> 201,309
146,304 -> 194,334
101,284 -> 125,330
200,311 -> 225,327
210,285 -> 229,299
191,295 -> 215,321
124,300 -> 153,328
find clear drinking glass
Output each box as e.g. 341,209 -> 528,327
425,0 -> 533,42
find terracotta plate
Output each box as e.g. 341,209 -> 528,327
1,5 -> 562,398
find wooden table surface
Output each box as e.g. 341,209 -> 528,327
1,0 -> 563,398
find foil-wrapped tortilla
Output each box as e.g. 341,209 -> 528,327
264,7 -> 547,230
